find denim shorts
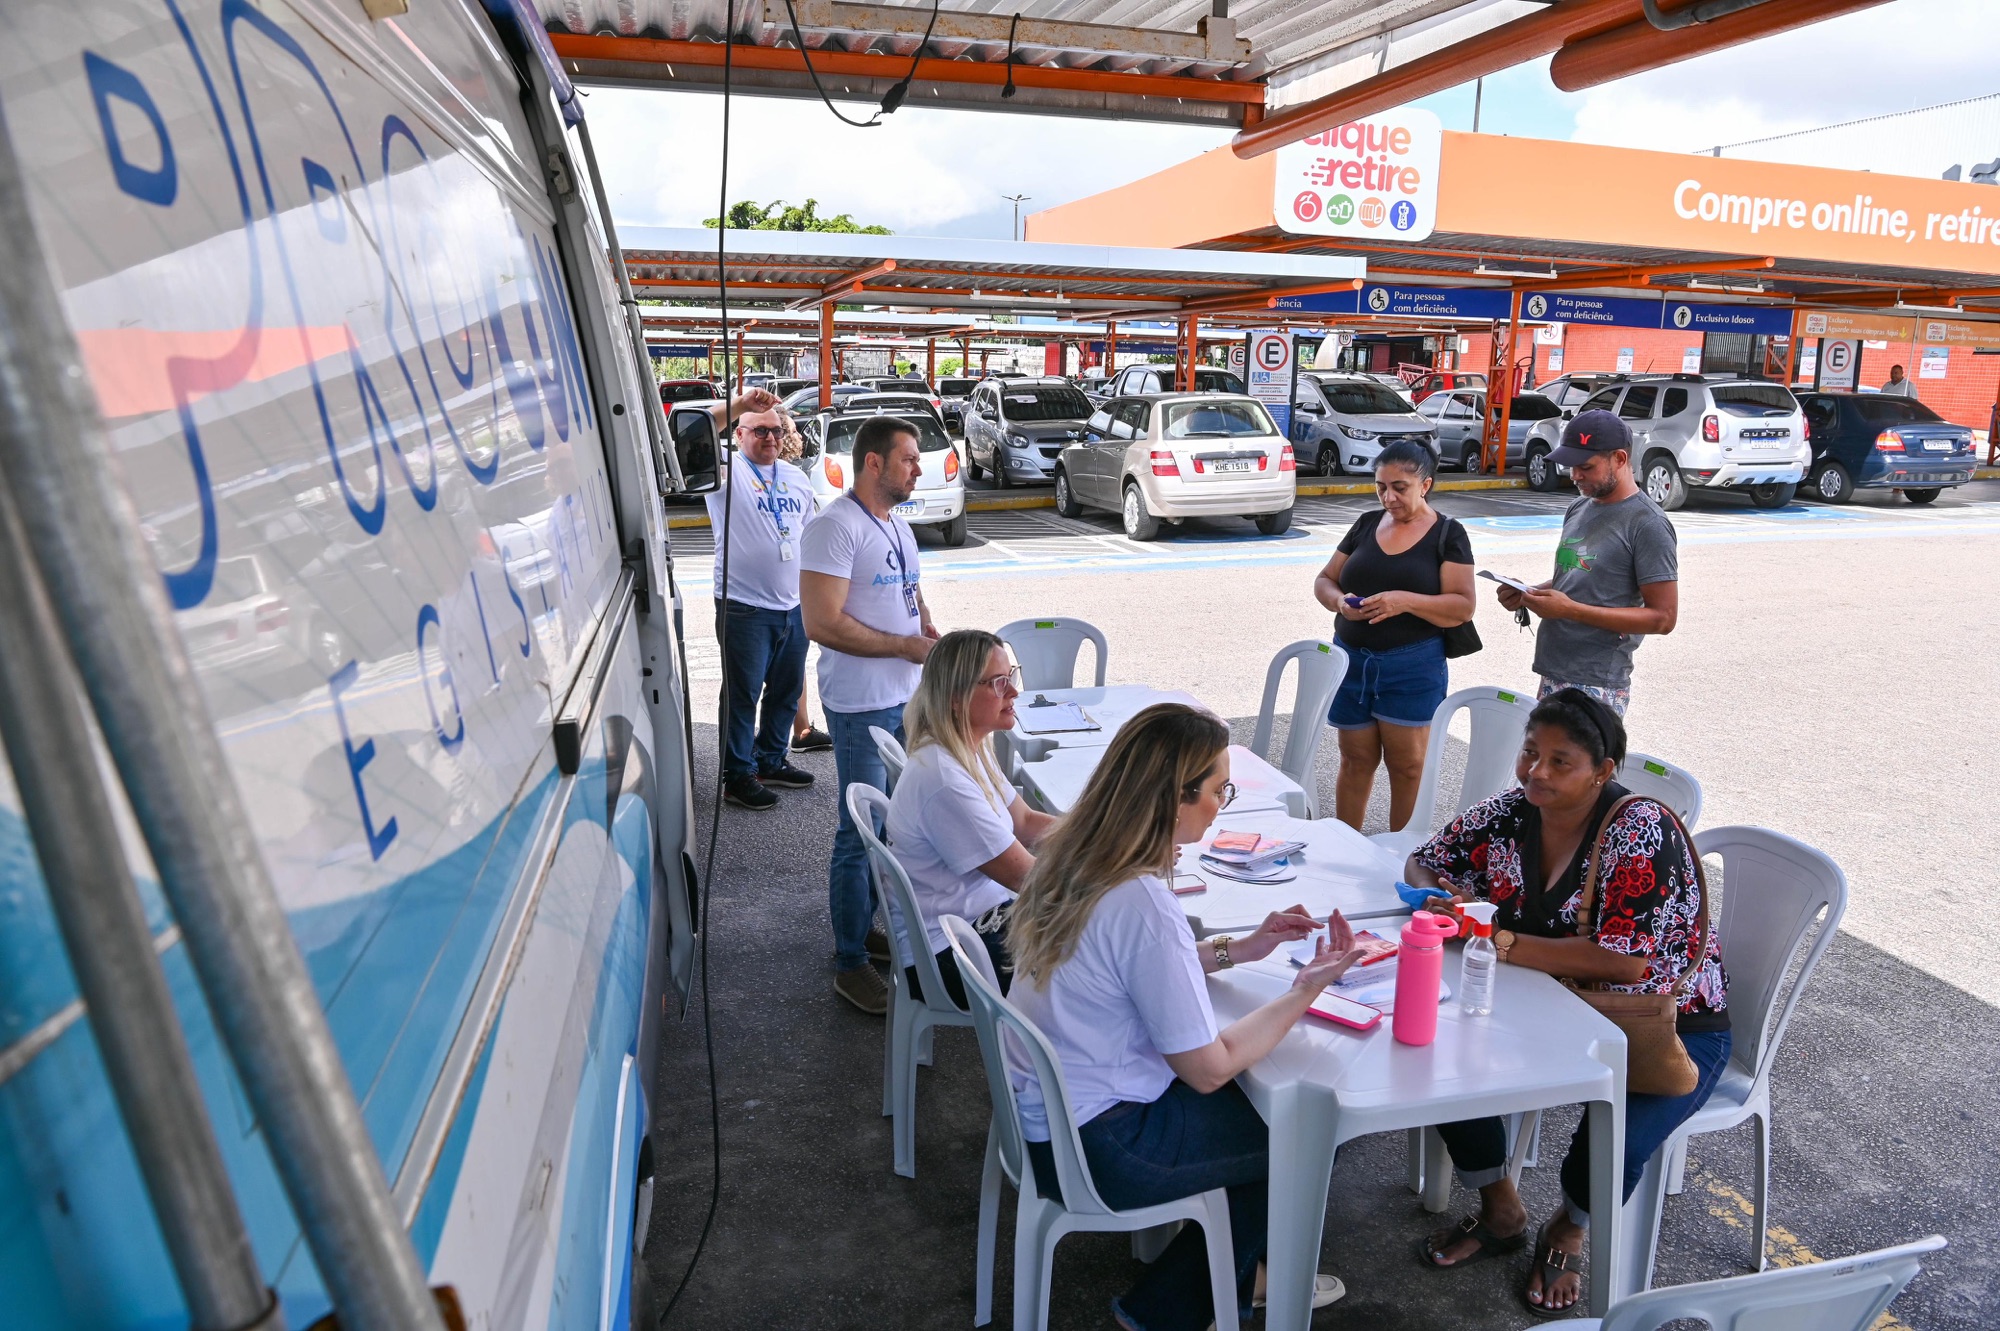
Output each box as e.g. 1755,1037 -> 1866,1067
1328,635 -> 1448,730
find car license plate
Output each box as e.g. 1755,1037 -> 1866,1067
892,500 -> 922,516
1213,460 -> 1253,473
1922,439 -> 1951,451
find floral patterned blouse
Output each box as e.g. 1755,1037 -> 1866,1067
1414,783 -> 1729,1031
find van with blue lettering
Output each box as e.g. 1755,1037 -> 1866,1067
0,1 -> 715,1326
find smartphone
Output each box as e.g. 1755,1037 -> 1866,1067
1307,992 -> 1383,1031
1170,871 -> 1208,896
1343,594 -> 1366,609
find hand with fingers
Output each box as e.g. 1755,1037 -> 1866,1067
1230,905 -> 1319,965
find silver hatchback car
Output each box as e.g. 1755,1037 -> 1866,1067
1057,394 -> 1296,540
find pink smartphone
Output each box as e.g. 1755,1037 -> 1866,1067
1307,992 -> 1383,1031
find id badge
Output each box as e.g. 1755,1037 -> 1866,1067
779,540 -> 794,562
901,580 -> 919,616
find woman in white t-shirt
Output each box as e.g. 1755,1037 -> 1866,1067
1007,704 -> 1364,1331
886,629 -> 1055,1005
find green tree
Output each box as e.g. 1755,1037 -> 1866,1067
704,198 -> 890,234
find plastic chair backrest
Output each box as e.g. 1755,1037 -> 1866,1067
869,725 -> 907,791
1618,751 -> 1704,828
1595,1235 -> 1941,1331
943,915 -> 1116,1218
1249,640 -> 1349,794
1692,826 -> 1847,1090
1406,686 -> 1536,835
847,784 -> 962,1016
997,617 -> 1108,691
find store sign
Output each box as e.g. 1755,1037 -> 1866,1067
1818,338 -> 1860,390
648,343 -> 709,358
1275,109 -> 1442,242
1087,341 -> 1177,354
1273,283 -> 1510,319
1245,330 -> 1295,434
1921,346 -> 1950,378
1667,302 -> 1794,336
1522,291 -> 1660,328
1802,310 -> 1915,341
1920,318 -> 2000,348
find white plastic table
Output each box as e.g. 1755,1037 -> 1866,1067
1004,684 -> 1203,760
1018,742 -> 1303,820
1175,808 -> 1409,932
1208,956 -> 1629,1329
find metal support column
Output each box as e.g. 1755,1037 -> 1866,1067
1483,290 -> 1523,473
960,334 -> 971,377
1107,320 -> 1118,379
818,304 -> 835,409
1780,307 -> 1802,389
0,100 -> 442,1331
735,327 -> 747,393
926,338 -> 935,384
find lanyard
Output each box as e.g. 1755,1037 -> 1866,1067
849,494 -> 919,617
746,458 -> 790,539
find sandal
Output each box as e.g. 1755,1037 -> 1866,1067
1522,1237 -> 1586,1318
1419,1212 -> 1528,1269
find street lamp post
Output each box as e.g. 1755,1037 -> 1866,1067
1002,193 -> 1031,242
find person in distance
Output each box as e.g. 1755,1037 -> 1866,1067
1007,703 -> 1363,1331
885,630 -> 1055,1005
1404,689 -> 1729,1317
775,410 -> 832,753
1312,438 -> 1475,833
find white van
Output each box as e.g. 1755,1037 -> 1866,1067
0,2 -> 714,1326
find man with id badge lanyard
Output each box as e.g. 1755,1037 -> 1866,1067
801,415 -> 940,1014
708,404 -> 819,811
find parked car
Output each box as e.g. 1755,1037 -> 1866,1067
769,377 -> 816,399
1405,369 -> 1487,403
936,376 -> 980,433
1419,390 -> 1564,472
797,400 -> 967,545
1526,371 -> 1629,415
778,383 -> 873,415
843,390 -> 947,431
658,378 -> 715,405
1057,394 -> 1296,540
1364,371 -> 1418,405
1796,392 -> 1976,503
1521,374 -> 1808,509
1288,372 -> 1439,476
963,377 -> 1096,487
1099,364 -> 1246,397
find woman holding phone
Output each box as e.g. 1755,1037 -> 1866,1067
1006,704 -> 1364,1331
1312,438 -> 1476,833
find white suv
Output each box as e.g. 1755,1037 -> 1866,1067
1523,374 -> 1808,510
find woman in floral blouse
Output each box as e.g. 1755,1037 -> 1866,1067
1404,688 -> 1729,1317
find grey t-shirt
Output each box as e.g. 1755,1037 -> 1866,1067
1532,492 -> 1678,691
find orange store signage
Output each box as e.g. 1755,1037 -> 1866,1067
1801,311 -> 1915,341
1275,109 -> 1441,242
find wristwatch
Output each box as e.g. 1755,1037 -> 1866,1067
1494,929 -> 1517,964
1211,936 -> 1234,970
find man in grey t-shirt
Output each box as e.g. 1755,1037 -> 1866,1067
1495,410 -> 1678,715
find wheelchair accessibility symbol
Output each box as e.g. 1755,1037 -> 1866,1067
1367,287 -> 1391,313
1525,294 -> 1549,320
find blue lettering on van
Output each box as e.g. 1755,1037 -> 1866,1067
328,659 -> 398,860
537,236 -> 595,433
416,604 -> 465,753
467,569 -> 502,685
519,228 -> 569,443
498,544 -> 534,655
301,156 -> 344,242
84,52 -> 177,207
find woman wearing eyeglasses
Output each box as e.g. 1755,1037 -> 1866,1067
1007,704 -> 1364,1331
885,629 -> 1055,1005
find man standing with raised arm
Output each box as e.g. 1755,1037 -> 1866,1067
800,416 -> 938,1015
1495,410 -> 1678,716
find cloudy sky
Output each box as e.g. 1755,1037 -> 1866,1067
587,0 -> 1997,242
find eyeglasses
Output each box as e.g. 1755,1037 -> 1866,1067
1219,781 -> 1239,810
737,424 -> 785,443
976,665 -> 1023,697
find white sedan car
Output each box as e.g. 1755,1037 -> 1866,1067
799,401 -> 967,546
1055,394 -> 1296,540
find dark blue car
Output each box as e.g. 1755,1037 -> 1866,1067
1797,392 -> 1975,503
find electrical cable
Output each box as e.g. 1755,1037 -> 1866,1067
878,0 -> 942,117
1001,12 -> 1020,99
781,0 -> 884,128
658,0 -> 735,1320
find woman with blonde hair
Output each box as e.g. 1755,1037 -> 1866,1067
1008,704 -> 1362,1331
777,410 -> 832,750
885,629 -> 1054,1005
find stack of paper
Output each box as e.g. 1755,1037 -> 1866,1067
1283,927 -> 1450,1012
1199,830 -> 1306,884
1016,701 -> 1100,735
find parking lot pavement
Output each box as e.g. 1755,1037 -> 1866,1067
658,479 -> 2000,1328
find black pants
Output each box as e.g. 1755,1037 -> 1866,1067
905,908 -> 1012,1007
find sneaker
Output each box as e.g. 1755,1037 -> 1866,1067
865,927 -> 891,963
834,964 -> 888,1015
1251,1273 -> 1345,1312
722,774 -> 778,811
758,762 -> 815,789
793,725 -> 833,752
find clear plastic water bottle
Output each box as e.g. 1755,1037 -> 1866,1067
1459,901 -> 1498,1017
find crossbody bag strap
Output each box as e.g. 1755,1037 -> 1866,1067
1577,794 -> 1709,998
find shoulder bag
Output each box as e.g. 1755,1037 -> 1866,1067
1569,793 -> 1709,1097
1438,517 -> 1483,659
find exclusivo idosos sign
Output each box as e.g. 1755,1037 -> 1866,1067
1274,108 -> 1441,241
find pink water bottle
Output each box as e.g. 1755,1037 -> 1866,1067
1392,912 -> 1461,1046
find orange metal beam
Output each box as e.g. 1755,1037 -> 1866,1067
1230,0 -> 1636,158
1507,257 -> 1775,291
1551,0 -> 1892,92
551,34 -> 1265,106
1172,278 -> 1362,317
883,265 -> 1265,290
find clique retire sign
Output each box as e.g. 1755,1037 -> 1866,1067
1276,108 -> 1441,242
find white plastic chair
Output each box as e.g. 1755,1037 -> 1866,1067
1612,825 -> 1849,1291
945,915 -> 1241,1331
1372,685 -> 1536,858
870,725 -> 908,793
1571,1235 -> 1942,1331
848,784 -> 973,1179
1617,751 -> 1704,827
1248,640 -> 1348,819
997,617 -> 1108,691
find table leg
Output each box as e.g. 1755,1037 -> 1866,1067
1586,1096 -> 1623,1316
1262,1086 -> 1340,1331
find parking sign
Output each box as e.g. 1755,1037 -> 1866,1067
1245,330 -> 1295,436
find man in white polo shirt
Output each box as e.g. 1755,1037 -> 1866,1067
708,404 -> 817,811
800,414 -> 938,1014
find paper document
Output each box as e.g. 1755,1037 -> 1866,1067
1016,701 -> 1100,735
1478,570 -> 1534,594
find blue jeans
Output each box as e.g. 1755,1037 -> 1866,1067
827,703 -> 905,972
1026,1080 -> 1268,1331
1434,1027 -> 1733,1218
1328,635 -> 1449,730
714,599 -> 807,780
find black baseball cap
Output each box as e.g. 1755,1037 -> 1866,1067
1548,409 -> 1631,467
